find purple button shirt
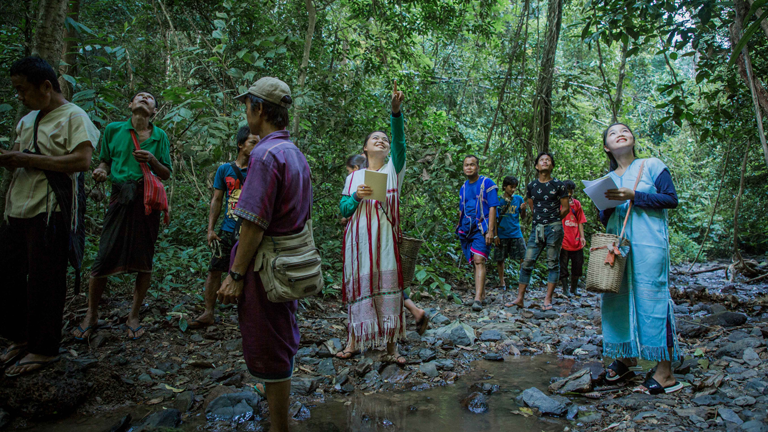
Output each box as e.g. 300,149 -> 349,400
233,129 -> 312,234
231,129 -> 312,379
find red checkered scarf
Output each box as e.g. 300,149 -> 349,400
129,130 -> 170,224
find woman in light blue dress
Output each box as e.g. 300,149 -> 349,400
599,123 -> 683,395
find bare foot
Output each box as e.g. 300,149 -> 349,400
1,343 -> 27,365
5,353 -> 59,376
73,312 -> 98,340
126,316 -> 146,340
505,298 -> 524,308
188,312 -> 215,329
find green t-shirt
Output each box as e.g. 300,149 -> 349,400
99,119 -> 173,183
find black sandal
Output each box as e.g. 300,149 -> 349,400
633,377 -> 684,395
416,314 -> 430,336
606,360 -> 638,382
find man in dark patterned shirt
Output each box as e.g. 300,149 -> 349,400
505,152 -> 569,310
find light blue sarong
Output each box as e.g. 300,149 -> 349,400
601,157 -> 680,362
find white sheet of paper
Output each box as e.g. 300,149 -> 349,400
363,170 -> 388,202
582,176 -> 623,211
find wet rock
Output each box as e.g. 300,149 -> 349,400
677,321 -> 708,339
744,348 -> 762,367
420,362 -> 439,378
479,330 -> 503,342
203,385 -> 236,411
435,359 -> 455,371
692,394 -> 726,406
716,338 -> 763,358
741,420 -> 768,432
316,358 -> 336,376
675,357 -> 700,374
419,349 -> 437,362
190,334 -> 204,343
432,321 -> 476,346
205,391 -> 261,422
296,344 -> 318,359
107,414 -> 131,432
517,387 -> 567,416
484,353 -> 503,361
138,373 -> 153,383
380,364 -> 410,383
323,338 -> 343,356
532,310 -> 559,320
174,391 -> 195,412
720,407 -> 745,425
548,369 -> 593,395
461,392 -> 488,414
469,383 -> 500,394
363,370 -> 380,385
138,409 -> 181,430
289,402 -> 311,421
406,331 -> 422,344
149,368 -> 166,377
566,405 -> 578,420
355,358 -> 374,376
702,312 -> 748,328
736,396 -> 757,406
432,313 -> 450,326
292,377 -> 318,396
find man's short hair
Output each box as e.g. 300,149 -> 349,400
534,152 -> 555,171
10,56 -> 62,93
502,176 -> 519,188
247,94 -> 289,128
131,90 -> 158,109
563,180 -> 576,191
235,125 -> 252,151
463,154 -> 479,165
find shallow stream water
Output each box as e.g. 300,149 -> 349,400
24,355 -> 571,432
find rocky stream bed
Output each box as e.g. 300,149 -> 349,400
1,258 -> 768,431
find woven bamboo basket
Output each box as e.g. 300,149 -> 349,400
398,237 -> 424,286
585,233 -> 630,294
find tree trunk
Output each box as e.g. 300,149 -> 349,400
731,0 -> 768,167
0,0 -> 69,223
291,0 -> 317,146
613,40 -> 628,122
732,141 -> 750,255
746,0 -> 768,40
483,0 -> 530,155
59,0 -> 80,99
527,0 -> 563,173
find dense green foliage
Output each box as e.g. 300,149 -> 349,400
1,0 -> 766,301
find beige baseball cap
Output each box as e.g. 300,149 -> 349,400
234,77 -> 293,108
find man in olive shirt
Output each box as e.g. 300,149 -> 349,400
73,91 -> 171,341
0,57 -> 100,376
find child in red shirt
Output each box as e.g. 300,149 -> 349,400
560,180 -> 587,297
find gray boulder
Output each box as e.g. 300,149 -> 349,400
205,391 -> 261,422
517,387 -> 567,416
548,369 -> 593,394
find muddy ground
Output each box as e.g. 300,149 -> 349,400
1,258 -> 768,431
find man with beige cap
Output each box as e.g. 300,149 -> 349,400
216,77 -> 312,432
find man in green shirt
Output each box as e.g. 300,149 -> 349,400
73,91 -> 171,341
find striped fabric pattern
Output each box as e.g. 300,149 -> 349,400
129,130 -> 170,224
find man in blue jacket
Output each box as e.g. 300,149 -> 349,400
457,155 -> 498,312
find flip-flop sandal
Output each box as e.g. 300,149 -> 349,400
73,325 -> 95,341
1,345 -> 27,368
542,304 -> 554,311
633,377 -> 684,395
127,325 -> 145,340
472,301 -> 483,312
335,349 -> 359,359
5,356 -> 60,377
605,360 -> 642,382
382,354 -> 407,365
253,383 -> 266,398
504,301 -> 523,308
416,314 -> 430,336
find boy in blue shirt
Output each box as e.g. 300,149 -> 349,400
492,176 -> 527,290
189,126 -> 258,328
457,155 -> 498,312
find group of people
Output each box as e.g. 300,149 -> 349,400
455,152 -> 589,313
0,55 -> 682,432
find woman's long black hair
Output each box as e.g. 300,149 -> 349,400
602,123 -> 638,171
346,154 -> 368,170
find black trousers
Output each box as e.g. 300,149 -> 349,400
559,248 -> 584,283
0,213 -> 69,356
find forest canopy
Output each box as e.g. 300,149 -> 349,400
1,0 -> 766,299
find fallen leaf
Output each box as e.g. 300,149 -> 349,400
456,345 -> 475,351
163,384 -> 185,393
147,397 -> 163,405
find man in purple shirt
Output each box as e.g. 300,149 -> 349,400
217,77 -> 311,432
